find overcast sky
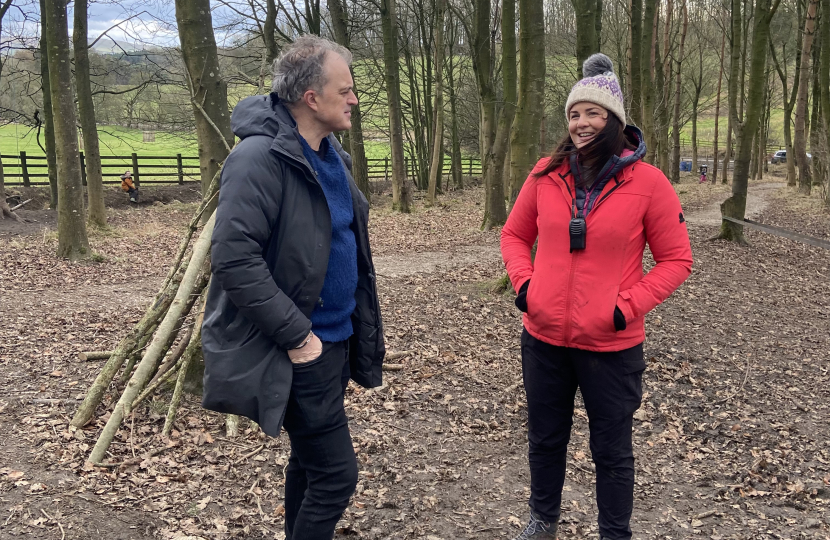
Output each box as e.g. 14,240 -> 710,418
2,0 -> 249,50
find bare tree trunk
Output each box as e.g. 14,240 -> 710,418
427,0 -> 447,206
328,0 -> 371,201
470,0 -> 499,224
670,0 -> 687,184
821,0 -> 830,195
810,30 -> 825,188
507,0 -> 545,210
73,0 -> 106,228
641,0 -> 658,163
45,0 -> 90,260
572,0 -> 601,74
794,0 -> 819,194
447,22 -> 464,191
770,39 -> 801,186
175,0 -> 234,212
39,0 -> 59,209
629,0 -> 643,126
263,0 -> 279,63
718,0 -> 780,243
380,0 -> 411,212
712,27 -> 725,185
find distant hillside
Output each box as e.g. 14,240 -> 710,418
89,37 -> 162,55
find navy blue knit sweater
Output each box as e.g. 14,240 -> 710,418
300,136 -> 358,342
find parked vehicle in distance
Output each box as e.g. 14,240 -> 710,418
770,150 -> 812,164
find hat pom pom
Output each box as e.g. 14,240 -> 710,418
582,53 -> 614,78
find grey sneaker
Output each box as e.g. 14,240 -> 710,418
512,511 -> 558,540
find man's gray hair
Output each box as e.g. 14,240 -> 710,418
271,35 -> 352,103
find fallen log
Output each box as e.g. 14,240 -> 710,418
78,351 -> 112,361
10,198 -> 33,211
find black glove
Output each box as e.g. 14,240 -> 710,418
515,280 -> 530,313
614,306 -> 627,331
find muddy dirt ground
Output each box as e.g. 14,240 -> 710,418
0,169 -> 828,540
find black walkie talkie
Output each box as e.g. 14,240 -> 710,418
569,217 -> 586,252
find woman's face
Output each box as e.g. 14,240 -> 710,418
568,102 -> 609,148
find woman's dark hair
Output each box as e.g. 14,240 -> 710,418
533,113 -> 637,187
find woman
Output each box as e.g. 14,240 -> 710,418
501,54 -> 693,540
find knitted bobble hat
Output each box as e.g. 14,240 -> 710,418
565,53 -> 626,125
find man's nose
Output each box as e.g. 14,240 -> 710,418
348,90 -> 358,106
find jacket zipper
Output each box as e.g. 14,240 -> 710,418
588,176 -> 626,217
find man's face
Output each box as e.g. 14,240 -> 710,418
309,53 -> 358,133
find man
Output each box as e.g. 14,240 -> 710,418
201,35 -> 385,540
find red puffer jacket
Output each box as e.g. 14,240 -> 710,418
501,158 -> 693,352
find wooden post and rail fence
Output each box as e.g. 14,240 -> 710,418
0,151 -> 483,187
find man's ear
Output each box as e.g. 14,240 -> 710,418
302,89 -> 319,112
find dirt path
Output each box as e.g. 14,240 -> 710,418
684,182 -> 785,227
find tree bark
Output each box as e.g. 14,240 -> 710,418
670,0 -> 687,184
572,0 -> 601,74
38,0 -> 59,209
380,0 -> 411,212
45,0 -> 90,260
712,26 -> 725,185
718,0 -> 781,243
794,0 -> 819,194
809,29 -> 825,188
263,0 -> 279,63
629,0 -> 643,126
641,0 -> 658,163
446,22 -> 464,190
821,0 -> 830,185
73,0 -> 107,228
507,0 -> 545,213
328,0 -> 371,202
770,39 -> 800,187
470,0 -> 498,222
427,0 -> 447,206
175,0 -> 234,211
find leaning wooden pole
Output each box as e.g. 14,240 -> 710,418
71,268 -> 185,427
87,213 -> 216,465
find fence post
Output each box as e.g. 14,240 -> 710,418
468,157 -> 473,176
20,151 -> 30,187
384,157 -> 389,182
177,154 -> 184,184
79,151 -> 87,186
131,152 -> 140,188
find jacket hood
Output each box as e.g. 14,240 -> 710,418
231,93 -> 292,140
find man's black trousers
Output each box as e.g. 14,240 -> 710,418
521,329 -> 645,540
282,340 -> 356,540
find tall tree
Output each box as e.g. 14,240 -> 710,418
507,0 -> 545,208
718,0 -> 782,243
821,0 -> 830,180
794,0 -> 819,194
572,0 -> 603,72
328,0 -> 371,201
380,0 -> 411,212
641,0 -> 658,163
38,0 -> 59,208
469,0 -> 500,224
0,0 -> 13,220
175,0 -> 234,209
73,0 -> 107,228
496,0 -> 517,207
671,0 -> 688,184
629,0 -> 643,126
446,17 -> 464,190
427,0 -> 447,205
809,20 -> 825,189
44,0 -> 90,259
712,24 -> 726,185
770,35 -> 802,187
